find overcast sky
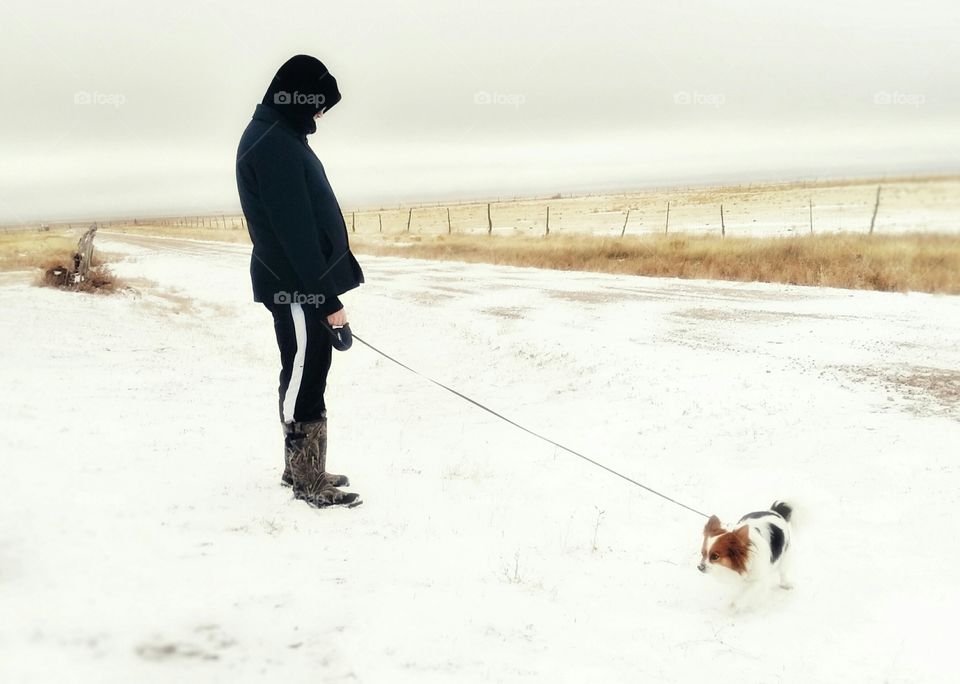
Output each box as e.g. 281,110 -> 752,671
0,0 -> 957,223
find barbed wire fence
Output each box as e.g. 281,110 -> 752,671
4,178 -> 957,238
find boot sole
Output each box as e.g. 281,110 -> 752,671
305,498 -> 363,509
293,492 -> 362,509
282,478 -> 349,488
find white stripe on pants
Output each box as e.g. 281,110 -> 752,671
281,302 -> 307,423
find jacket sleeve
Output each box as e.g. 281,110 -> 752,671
252,140 -> 343,316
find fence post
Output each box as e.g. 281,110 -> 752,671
378,213 -> 383,233
809,198 -> 814,234
447,207 -> 451,235
487,202 -> 492,236
868,185 -> 882,235
352,211 -> 356,233
71,224 -> 98,285
406,207 -> 412,233
664,201 -> 671,234
720,204 -> 725,238
545,205 -> 550,236
620,208 -> 630,237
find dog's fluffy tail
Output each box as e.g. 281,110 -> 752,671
771,500 -> 793,522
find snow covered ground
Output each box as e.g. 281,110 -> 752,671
2,232 -> 959,683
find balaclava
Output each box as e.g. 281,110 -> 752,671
261,54 -> 342,136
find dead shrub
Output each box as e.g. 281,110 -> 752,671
37,258 -> 121,294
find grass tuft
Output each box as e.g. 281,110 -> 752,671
37,258 -> 120,293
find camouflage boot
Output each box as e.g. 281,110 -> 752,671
281,420 -> 349,488
283,418 -> 360,508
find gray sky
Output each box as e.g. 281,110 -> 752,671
1,0 -> 958,223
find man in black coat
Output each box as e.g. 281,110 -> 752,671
236,55 -> 364,508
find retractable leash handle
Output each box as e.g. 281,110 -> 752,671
321,320 -> 353,351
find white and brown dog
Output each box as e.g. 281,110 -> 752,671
698,501 -> 794,610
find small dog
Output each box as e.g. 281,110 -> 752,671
698,500 -> 793,610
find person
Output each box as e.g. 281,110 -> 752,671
235,54 -> 364,508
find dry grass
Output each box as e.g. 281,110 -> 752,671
0,228 -> 123,292
37,258 -> 121,293
351,233 -> 960,294
95,221 -> 960,294
0,229 -> 85,271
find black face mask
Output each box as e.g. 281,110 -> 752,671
261,54 -> 342,136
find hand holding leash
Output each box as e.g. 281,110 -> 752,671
326,308 -> 347,327
321,319 -> 353,351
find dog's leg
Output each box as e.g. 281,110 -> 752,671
729,580 -> 764,613
778,553 -> 794,590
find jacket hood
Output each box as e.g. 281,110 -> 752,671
261,55 -> 342,136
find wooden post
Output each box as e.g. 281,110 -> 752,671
71,224 -> 97,284
545,205 -> 550,236
868,185 -> 881,235
664,201 -> 671,234
720,204 -> 726,238
406,207 -> 412,233
620,208 -> 631,237
352,212 -> 356,233
808,198 -> 814,234
378,213 -> 383,233
487,202 -> 492,236
447,207 -> 451,235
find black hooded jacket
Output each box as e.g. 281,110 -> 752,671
235,55 -> 362,315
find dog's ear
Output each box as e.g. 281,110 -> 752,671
734,524 -> 750,543
704,515 -> 723,536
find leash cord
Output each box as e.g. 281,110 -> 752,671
351,333 -> 709,519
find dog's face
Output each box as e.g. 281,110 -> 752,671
698,515 -> 750,577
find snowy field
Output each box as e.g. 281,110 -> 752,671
2,233 -> 959,683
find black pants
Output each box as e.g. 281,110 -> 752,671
264,301 -> 333,424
